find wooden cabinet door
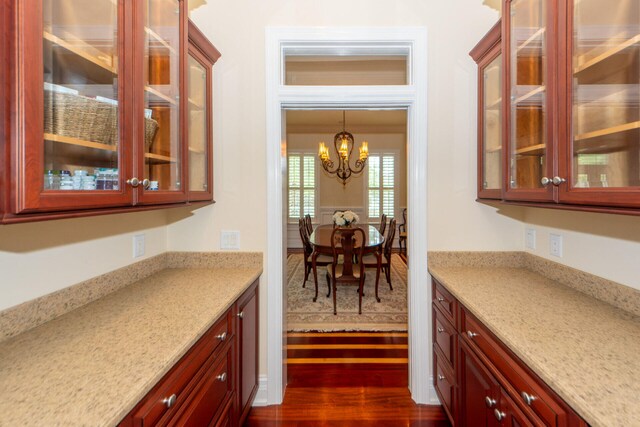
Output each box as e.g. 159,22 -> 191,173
237,281 -> 259,426
460,340 -> 501,427
12,0 -> 135,213
556,0 -> 640,208
496,390 -> 535,427
503,0 -> 557,202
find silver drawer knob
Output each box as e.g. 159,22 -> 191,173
437,374 -> 445,381
126,177 -> 140,187
541,176 -> 551,186
467,331 -> 478,338
494,409 -> 506,421
436,297 -> 445,302
237,311 -> 244,319
216,372 -> 227,382
162,393 -> 177,408
437,327 -> 444,333
485,396 -> 497,408
552,176 -> 567,186
521,391 -> 537,405
216,332 -> 227,341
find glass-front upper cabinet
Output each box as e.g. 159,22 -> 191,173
559,0 -> 640,207
471,22 -> 502,200
187,22 -> 220,201
140,0 -> 186,202
17,0 -> 132,213
504,0 -> 555,201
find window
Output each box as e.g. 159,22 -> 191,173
288,153 -> 316,221
367,153 -> 395,220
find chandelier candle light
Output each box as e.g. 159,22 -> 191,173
318,111 -> 369,186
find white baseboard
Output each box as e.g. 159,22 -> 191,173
428,376 -> 441,405
252,375 -> 269,407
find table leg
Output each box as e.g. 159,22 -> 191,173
312,251 -> 319,302
375,252 -> 381,302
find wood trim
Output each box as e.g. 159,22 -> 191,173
188,20 -> 221,64
481,198 -> 640,216
287,357 -> 409,364
469,20 -> 501,62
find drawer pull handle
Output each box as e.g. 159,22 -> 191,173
521,391 -> 537,405
216,332 -> 227,341
437,327 -> 444,333
162,394 -> 177,408
485,396 -> 497,408
237,311 -> 244,319
467,331 -> 479,338
437,374 -> 445,381
436,296 -> 445,302
494,409 -> 506,421
216,372 -> 227,382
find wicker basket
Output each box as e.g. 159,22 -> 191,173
44,89 -> 159,149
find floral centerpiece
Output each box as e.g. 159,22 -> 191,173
332,210 -> 360,227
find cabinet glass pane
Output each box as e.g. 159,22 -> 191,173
572,0 -> 640,188
43,0 -> 120,191
483,54 -> 502,190
144,0 -> 181,191
188,55 -> 208,192
509,0 -> 547,189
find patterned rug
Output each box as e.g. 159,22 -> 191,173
287,253 -> 408,331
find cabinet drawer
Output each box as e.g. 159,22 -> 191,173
172,347 -> 233,427
434,351 -> 456,424
433,305 -> 457,370
461,307 -> 565,427
130,311 -> 231,426
432,279 -> 457,325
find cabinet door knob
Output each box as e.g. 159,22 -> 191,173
541,177 -> 551,186
216,332 -> 227,341
162,393 -> 177,408
485,396 -> 497,408
437,374 -> 445,381
494,409 -> 506,421
467,331 -> 478,338
142,178 -> 150,189
126,177 -> 140,187
552,176 -> 567,186
436,296 -> 445,302
521,391 -> 537,405
437,327 -> 444,333
216,372 -> 227,382
237,311 -> 244,319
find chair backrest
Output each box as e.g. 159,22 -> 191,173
330,227 -> 366,280
379,214 -> 387,237
304,214 -> 313,236
399,208 -> 407,232
298,218 -> 312,255
384,218 -> 397,258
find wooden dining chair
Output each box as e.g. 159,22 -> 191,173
398,208 -> 407,255
379,214 -> 387,237
364,218 -> 396,293
298,219 -> 331,293
304,214 -> 313,236
325,227 -> 366,315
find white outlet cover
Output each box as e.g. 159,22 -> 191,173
525,228 -> 536,250
133,234 -> 145,258
221,231 -> 240,250
549,233 -> 563,257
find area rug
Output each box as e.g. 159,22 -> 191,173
287,253 -> 408,331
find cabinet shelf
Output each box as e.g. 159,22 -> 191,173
145,86 -> 178,105
188,147 -> 206,154
486,97 -> 502,110
575,120 -> 640,142
515,144 -> 545,156
517,27 -> 545,53
145,152 -> 176,164
485,146 -> 502,154
43,31 -> 116,74
514,85 -> 545,105
145,27 -> 177,55
44,133 -> 117,152
575,33 -> 640,75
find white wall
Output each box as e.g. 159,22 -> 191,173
0,211 -> 169,311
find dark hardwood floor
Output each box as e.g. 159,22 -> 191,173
244,332 -> 450,427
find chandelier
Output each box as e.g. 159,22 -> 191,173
318,111 -> 369,186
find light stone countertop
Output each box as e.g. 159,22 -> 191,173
0,266 -> 261,427
429,266 -> 640,427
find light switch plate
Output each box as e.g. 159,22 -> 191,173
133,234 -> 145,258
221,231 -> 240,250
549,233 -> 563,257
525,228 -> 536,250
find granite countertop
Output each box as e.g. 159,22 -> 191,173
429,266 -> 640,427
0,266 -> 261,427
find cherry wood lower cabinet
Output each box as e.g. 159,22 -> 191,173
432,278 -> 587,427
119,280 -> 259,427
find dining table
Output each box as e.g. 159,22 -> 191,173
309,224 -> 385,302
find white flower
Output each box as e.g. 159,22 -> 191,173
343,211 -> 354,222
335,216 -> 346,226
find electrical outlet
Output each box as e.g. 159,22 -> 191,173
549,233 -> 563,257
525,228 -> 537,250
220,231 -> 240,250
133,234 -> 145,258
